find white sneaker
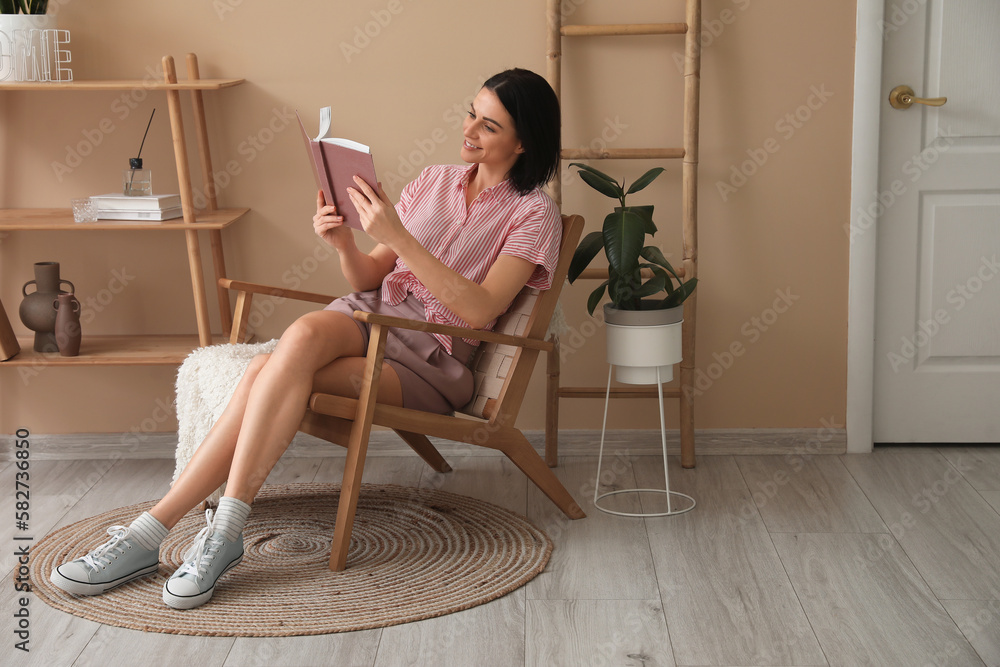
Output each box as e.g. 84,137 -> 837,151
50,525 -> 159,595
162,509 -> 244,610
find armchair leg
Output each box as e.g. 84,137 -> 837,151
545,335 -> 560,468
394,430 -> 452,473
496,429 -> 586,520
329,324 -> 388,572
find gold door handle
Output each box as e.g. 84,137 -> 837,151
889,85 -> 947,109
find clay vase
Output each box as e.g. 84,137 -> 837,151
53,293 -> 82,357
19,262 -> 75,353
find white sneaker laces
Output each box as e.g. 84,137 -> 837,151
81,526 -> 130,571
177,509 -> 223,580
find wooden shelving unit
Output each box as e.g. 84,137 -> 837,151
0,78 -> 243,91
3,335 -> 230,366
0,208 -> 248,231
0,54 -> 246,367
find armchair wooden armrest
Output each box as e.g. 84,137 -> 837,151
352,311 -> 554,352
219,278 -> 336,305
218,278 -> 555,354
219,278 -> 339,344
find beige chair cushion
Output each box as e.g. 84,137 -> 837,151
458,287 -> 540,419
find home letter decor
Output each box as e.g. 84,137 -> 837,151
0,20 -> 72,82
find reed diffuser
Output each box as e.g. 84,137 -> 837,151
123,108 -> 155,196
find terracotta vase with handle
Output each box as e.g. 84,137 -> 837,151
19,261 -> 75,352
53,292 -> 82,357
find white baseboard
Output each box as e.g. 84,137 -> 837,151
7,428 -> 846,461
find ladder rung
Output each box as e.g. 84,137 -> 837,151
576,267 -> 686,281
561,23 -> 688,37
561,148 -> 684,160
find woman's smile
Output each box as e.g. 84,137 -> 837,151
459,87 -> 523,180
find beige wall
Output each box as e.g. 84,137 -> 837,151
0,0 -> 856,436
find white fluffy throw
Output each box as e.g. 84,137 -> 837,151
172,339 -> 279,504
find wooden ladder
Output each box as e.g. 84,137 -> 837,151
544,0 -> 701,469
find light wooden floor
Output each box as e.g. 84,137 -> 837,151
3,444 -> 1000,667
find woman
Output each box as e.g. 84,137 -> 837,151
50,68 -> 563,610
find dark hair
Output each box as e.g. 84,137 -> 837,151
483,68 -> 560,196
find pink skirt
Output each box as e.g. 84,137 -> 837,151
324,290 -> 475,414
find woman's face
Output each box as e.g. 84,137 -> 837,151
460,87 -> 524,173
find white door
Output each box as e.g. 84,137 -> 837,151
874,0 -> 1000,443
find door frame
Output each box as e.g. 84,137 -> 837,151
847,0 -> 885,453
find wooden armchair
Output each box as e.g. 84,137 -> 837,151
219,214 -> 587,571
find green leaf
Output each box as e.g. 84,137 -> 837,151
606,270 -> 630,310
634,273 -> 667,298
606,270 -> 618,305
602,209 -> 645,278
587,281 -> 608,316
568,231 -> 605,283
626,205 -> 656,235
625,167 -> 665,195
578,169 -> 624,199
639,263 -> 673,294
680,276 -> 698,297
639,246 -> 682,284
569,162 -> 617,184
609,268 -> 644,309
659,277 -> 698,308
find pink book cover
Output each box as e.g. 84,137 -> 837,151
297,109 -> 378,231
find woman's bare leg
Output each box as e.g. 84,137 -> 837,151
310,356 -> 404,406
147,353 -> 272,529
51,309 -> 410,601
148,310 -> 404,528
222,311 -> 389,503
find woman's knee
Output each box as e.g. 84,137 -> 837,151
279,313 -> 330,352
278,311 -> 364,360
246,353 -> 271,376
233,353 -> 271,391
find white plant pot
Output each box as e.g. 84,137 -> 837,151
604,304 -> 683,385
0,14 -> 57,82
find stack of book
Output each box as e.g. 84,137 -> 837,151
92,194 -> 183,221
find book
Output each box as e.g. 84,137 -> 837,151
96,206 -> 183,221
90,193 -> 182,211
297,107 -> 377,231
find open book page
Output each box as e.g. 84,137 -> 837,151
314,107 -> 371,154
320,137 -> 371,153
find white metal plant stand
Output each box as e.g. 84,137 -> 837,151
594,364 -> 696,518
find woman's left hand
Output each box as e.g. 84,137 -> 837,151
346,176 -> 405,249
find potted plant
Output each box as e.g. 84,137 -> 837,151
1,1 -> 53,83
567,162 -> 698,384
1,0 -> 46,11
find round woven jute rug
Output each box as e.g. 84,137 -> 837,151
29,483 -> 552,636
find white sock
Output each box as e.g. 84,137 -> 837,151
213,496 -> 251,543
128,512 -> 169,551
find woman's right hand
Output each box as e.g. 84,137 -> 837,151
313,190 -> 355,251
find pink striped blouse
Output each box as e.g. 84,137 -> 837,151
381,164 -> 562,353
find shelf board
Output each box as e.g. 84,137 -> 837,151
2,335 -> 229,366
0,78 -> 244,91
0,207 -> 249,231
